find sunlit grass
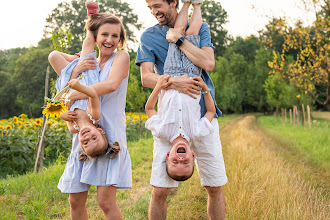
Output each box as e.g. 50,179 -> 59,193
222,116 -> 329,219
257,115 -> 330,170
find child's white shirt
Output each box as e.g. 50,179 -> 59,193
145,89 -> 214,143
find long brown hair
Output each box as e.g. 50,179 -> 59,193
86,13 -> 126,49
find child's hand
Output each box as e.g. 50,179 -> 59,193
192,76 -> 208,92
60,111 -> 78,122
156,74 -> 171,90
67,79 -> 81,90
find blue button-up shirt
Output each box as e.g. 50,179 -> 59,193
135,23 -> 222,117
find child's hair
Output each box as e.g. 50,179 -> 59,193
78,124 -> 120,161
165,161 -> 195,181
86,13 -> 126,49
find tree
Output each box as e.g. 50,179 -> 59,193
44,0 -> 142,53
126,58 -> 151,139
268,3 -> 330,110
210,53 -> 248,113
201,0 -> 228,57
13,47 -> 56,117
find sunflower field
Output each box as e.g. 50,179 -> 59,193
0,112 -> 150,178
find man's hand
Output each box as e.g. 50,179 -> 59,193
166,27 -> 184,43
60,111 -> 78,122
168,75 -> 201,99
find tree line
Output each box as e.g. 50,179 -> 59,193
0,0 -> 328,119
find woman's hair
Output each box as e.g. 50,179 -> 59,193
78,124 -> 121,161
86,13 -> 126,49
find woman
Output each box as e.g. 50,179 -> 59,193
48,10 -> 131,220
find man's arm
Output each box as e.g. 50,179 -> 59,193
166,28 -> 215,72
140,62 -> 160,89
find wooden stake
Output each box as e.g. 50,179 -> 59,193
302,104 -> 306,127
290,109 -> 292,125
34,66 -> 50,172
307,105 -> 311,128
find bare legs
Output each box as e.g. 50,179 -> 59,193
205,186 -> 225,220
69,191 -> 88,220
148,187 -> 171,220
97,186 -> 122,220
148,186 -> 225,220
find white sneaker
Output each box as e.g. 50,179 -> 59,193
191,0 -> 203,4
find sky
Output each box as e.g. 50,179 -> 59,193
0,0 -> 316,50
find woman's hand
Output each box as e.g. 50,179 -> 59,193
64,90 -> 79,109
168,75 -> 200,99
71,56 -> 97,79
60,111 -> 78,122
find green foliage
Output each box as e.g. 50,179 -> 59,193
264,74 -> 312,110
0,118 -> 72,178
201,0 -> 228,57
50,29 -> 74,53
44,0 -> 142,53
211,53 -> 249,113
13,47 -> 57,117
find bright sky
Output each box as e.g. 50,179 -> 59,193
0,0 -> 316,50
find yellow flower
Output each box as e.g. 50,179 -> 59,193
296,94 -> 301,99
5,124 -> 12,130
19,114 -> 27,119
46,121 -> 53,127
0,125 -> 3,129
13,116 -> 19,124
24,123 -> 32,129
35,118 -> 43,127
42,102 -> 67,118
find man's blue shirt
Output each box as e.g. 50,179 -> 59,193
135,23 -> 222,117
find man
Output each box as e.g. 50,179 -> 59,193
135,0 -> 227,219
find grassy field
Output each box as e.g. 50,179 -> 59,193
1,115 -> 329,219
312,111 -> 330,121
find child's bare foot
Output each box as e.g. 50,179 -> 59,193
86,1 -> 99,16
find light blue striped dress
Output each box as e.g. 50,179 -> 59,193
163,35 -> 201,77
57,52 -> 132,193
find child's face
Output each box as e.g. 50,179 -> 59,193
78,126 -> 107,157
166,141 -> 195,177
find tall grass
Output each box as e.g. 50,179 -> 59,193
222,116 -> 329,219
257,115 -> 330,170
1,115 -> 329,219
0,138 -> 154,219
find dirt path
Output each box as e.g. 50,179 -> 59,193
220,115 -> 329,220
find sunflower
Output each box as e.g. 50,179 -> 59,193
5,124 -> 12,130
42,102 -> 67,118
19,113 -> 27,119
34,118 -> 43,127
46,121 -> 53,127
12,116 -> 19,124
